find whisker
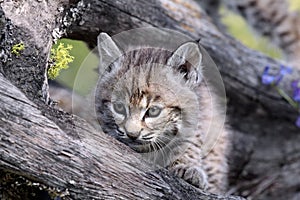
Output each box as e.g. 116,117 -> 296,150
154,137 -> 171,164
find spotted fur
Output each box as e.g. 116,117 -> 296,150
95,33 -> 230,194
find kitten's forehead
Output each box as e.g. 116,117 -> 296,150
120,48 -> 170,67
113,66 -> 178,105
107,47 -> 198,109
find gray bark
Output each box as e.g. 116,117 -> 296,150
67,2 -> 300,198
0,0 -> 243,199
0,73 -> 243,200
0,0 -> 300,200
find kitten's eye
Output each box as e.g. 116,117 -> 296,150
113,102 -> 126,115
146,106 -> 162,118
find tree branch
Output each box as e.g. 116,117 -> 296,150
67,0 -> 300,121
0,1 -> 244,199
0,74 -> 243,199
1,0 -> 300,199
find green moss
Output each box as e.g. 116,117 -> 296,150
11,42 -> 25,55
48,43 -> 74,80
55,39 -> 99,95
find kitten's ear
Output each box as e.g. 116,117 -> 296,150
167,42 -> 203,85
97,33 -> 122,73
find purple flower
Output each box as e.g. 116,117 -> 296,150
261,65 -> 293,85
292,80 -> 300,103
294,89 -> 300,102
291,80 -> 300,89
262,66 -> 276,85
279,65 -> 293,75
276,65 -> 293,84
296,116 -> 300,128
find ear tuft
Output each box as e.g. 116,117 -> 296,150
167,42 -> 203,85
97,33 -> 122,74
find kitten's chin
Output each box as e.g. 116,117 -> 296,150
128,137 -> 176,153
116,130 -> 179,153
131,143 -> 153,153
117,138 -> 162,153
117,138 -> 152,153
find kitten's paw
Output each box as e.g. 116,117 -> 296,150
171,164 -> 208,190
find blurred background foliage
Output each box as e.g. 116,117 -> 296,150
289,0 -> 300,11
220,8 -> 283,59
54,0 -> 300,91
220,0 -> 299,59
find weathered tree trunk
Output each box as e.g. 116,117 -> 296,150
66,2 -> 300,198
0,73 -> 244,200
0,0 -> 299,200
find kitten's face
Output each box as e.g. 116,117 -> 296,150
98,65 -> 186,152
108,67 -> 183,152
96,33 -> 203,153
96,62 -> 199,153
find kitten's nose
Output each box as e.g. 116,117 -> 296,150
126,131 -> 140,140
124,117 -> 142,140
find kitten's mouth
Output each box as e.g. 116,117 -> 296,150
121,136 -> 176,153
118,137 -> 148,147
114,128 -> 179,153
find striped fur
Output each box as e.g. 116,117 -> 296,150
95,33 -> 230,194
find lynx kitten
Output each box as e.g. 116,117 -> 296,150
95,33 -> 229,194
